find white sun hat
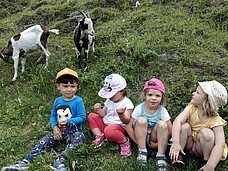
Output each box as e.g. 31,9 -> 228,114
198,80 -> 227,113
98,74 -> 126,99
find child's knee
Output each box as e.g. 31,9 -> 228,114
199,128 -> 214,142
156,120 -> 168,130
135,117 -> 148,127
181,123 -> 191,132
87,113 -> 97,120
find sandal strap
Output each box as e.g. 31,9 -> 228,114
157,163 -> 168,168
156,156 -> 168,171
156,156 -> 167,160
172,154 -> 185,167
157,163 -> 168,171
178,154 -> 184,161
138,151 -> 148,156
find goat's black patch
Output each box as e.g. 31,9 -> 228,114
40,31 -> 50,48
13,34 -> 21,41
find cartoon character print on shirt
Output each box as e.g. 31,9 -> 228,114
56,105 -> 72,128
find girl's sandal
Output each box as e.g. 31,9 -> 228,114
137,151 -> 148,165
156,156 -> 168,171
172,154 -> 185,167
199,158 -> 207,168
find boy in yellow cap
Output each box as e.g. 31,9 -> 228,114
1,68 -> 86,171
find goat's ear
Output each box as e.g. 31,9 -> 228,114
7,40 -> 12,47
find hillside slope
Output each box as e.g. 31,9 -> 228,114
0,0 -> 227,170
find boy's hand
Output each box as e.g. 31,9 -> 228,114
59,119 -> 67,126
53,126 -> 62,140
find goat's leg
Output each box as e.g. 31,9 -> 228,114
89,35 -> 95,53
38,43 -> 50,57
77,54 -> 82,69
12,54 -> 19,81
75,47 -> 82,69
91,42 -> 95,53
84,49 -> 89,71
44,55 -> 49,69
38,43 -> 50,68
21,57 -> 26,73
46,49 -> 51,56
36,52 -> 44,63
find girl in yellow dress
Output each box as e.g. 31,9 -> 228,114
169,80 -> 227,171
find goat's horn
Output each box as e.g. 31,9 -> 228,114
79,11 -> 87,18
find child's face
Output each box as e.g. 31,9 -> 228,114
110,91 -> 124,102
191,86 -> 207,106
57,82 -> 78,100
144,89 -> 162,109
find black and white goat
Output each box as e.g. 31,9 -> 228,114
73,11 -> 95,71
0,24 -> 59,81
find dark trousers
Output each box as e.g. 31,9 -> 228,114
24,131 -> 85,161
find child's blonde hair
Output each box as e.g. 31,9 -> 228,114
203,95 -> 218,117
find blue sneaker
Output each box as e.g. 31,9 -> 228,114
1,160 -> 29,171
50,158 -> 68,171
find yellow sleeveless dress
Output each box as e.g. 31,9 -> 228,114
187,103 -> 227,160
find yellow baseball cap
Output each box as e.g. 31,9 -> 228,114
56,68 -> 79,81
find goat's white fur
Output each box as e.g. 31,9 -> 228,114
136,0 -> 140,7
10,25 -> 59,81
74,12 -> 95,71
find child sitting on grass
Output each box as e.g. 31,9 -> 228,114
169,80 -> 227,171
1,68 -> 86,171
87,74 -> 134,157
126,78 -> 172,171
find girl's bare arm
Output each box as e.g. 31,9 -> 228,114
116,107 -> 133,124
94,103 -> 107,117
126,117 -> 137,144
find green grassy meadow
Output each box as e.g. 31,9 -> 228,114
0,0 -> 228,170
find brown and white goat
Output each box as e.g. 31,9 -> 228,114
0,24 -> 59,81
73,11 -> 95,71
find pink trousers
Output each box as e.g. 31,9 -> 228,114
87,113 -> 126,143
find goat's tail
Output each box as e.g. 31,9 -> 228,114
49,29 -> 59,35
